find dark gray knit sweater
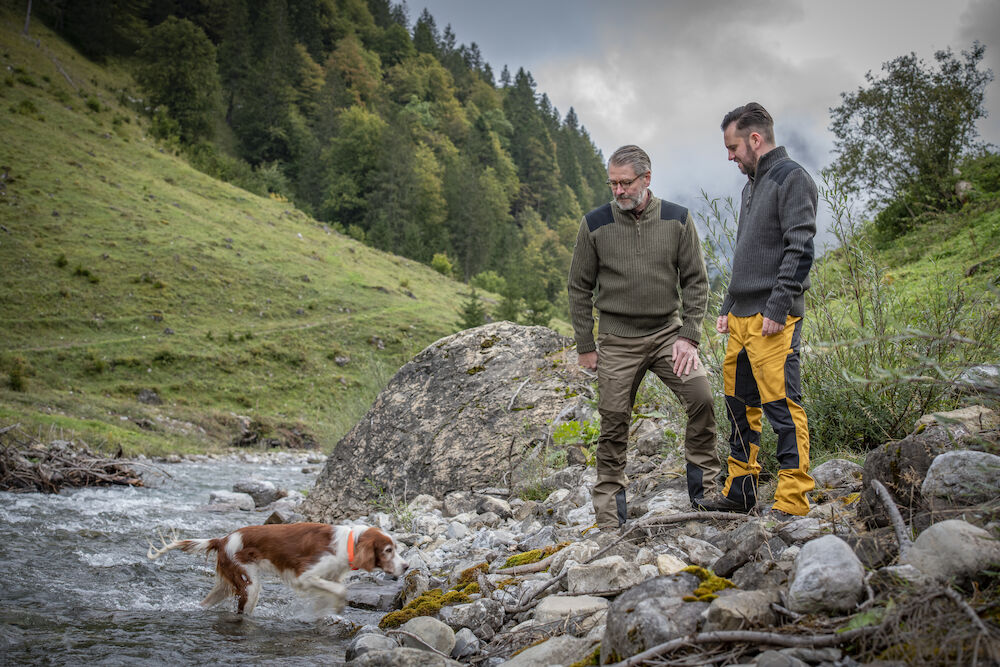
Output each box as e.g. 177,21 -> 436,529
721,146 -> 817,321
568,193 -> 709,354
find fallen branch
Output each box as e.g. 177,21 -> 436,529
870,479 -> 913,558
496,552 -> 559,576
607,627 -> 879,667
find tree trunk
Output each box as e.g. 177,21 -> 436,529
22,0 -> 32,36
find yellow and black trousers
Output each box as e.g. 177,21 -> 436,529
721,314 -> 814,515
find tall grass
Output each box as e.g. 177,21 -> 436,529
805,182 -> 1000,450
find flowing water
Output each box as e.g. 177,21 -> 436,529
0,459 -> 386,665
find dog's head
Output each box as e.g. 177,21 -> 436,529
354,527 -> 408,577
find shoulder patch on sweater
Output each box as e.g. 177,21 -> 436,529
659,201 -> 688,225
585,203 -> 614,232
766,159 -> 803,186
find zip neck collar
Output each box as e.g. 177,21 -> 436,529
749,146 -> 788,183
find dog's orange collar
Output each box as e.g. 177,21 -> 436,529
347,529 -> 357,570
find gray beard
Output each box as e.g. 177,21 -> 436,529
612,187 -> 648,212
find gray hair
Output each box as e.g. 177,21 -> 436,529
608,145 -> 650,177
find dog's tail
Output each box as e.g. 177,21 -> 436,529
147,530 -> 222,560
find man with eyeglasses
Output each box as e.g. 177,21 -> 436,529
568,144 -> 720,535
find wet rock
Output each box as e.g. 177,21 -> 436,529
398,616 -> 455,655
347,579 -> 404,611
345,631 -> 398,661
232,478 -> 285,507
207,490 -> 254,511
787,535 -> 864,614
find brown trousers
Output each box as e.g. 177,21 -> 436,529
593,327 -> 720,529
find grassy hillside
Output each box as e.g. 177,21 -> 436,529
0,11 -> 505,455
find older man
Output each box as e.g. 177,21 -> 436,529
568,145 -> 720,533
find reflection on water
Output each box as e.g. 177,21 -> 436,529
0,460 -> 381,665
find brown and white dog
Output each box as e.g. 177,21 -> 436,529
147,523 -> 407,615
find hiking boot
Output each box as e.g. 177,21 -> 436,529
764,507 -> 799,522
694,494 -> 755,514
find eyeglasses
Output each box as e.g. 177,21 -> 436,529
606,172 -> 647,189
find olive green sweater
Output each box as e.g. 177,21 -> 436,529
567,193 -> 709,354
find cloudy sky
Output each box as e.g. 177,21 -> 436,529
415,0 -> 1000,249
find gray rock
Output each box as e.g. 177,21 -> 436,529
754,650 -> 808,667
446,522 -> 470,540
263,508 -> 303,524
811,458 -> 864,490
678,534 -> 724,567
567,555 -> 644,595
302,323 -> 589,521
956,366 -> 1000,395
477,496 -> 513,520
347,647 -> 462,666
776,517 -> 825,544
437,598 -> 505,640
502,635 -> 596,667
858,422 -> 982,530
704,589 -> 780,631
711,521 -> 770,576
399,568 -> 430,607
921,449 -> 1000,510
548,542 -> 599,577
207,490 -> 254,511
601,575 -> 702,663
731,559 -> 789,591
519,525 -> 558,551
398,616 -> 456,655
443,491 -> 479,517
787,535 -> 865,614
914,405 -> 998,432
232,478 -> 285,507
346,580 -> 404,611
345,632 -> 398,661
534,595 -> 609,625
451,627 -> 479,659
901,519 -> 1000,584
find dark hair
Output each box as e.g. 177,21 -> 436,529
721,102 -> 775,144
608,145 -> 650,177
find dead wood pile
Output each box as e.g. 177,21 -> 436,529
0,424 -> 143,492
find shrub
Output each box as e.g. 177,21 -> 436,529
430,252 -> 453,277
804,182 -> 1000,450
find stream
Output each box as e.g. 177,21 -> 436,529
0,458 -> 387,665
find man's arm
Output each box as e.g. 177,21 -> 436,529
567,217 -> 599,355
763,168 -> 817,326
676,211 -> 710,345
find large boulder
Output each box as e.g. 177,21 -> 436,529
302,323 -> 589,520
787,535 -> 865,614
858,413 -> 994,530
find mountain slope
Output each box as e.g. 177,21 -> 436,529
0,12 -> 492,454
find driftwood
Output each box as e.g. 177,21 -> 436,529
0,424 -> 144,492
870,478 -> 914,557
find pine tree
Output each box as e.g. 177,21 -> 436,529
457,288 -> 487,330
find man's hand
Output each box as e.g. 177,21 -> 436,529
761,317 -> 785,336
672,337 -> 700,377
716,315 -> 729,334
578,350 -> 598,370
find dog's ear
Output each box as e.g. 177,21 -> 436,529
353,529 -> 377,571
